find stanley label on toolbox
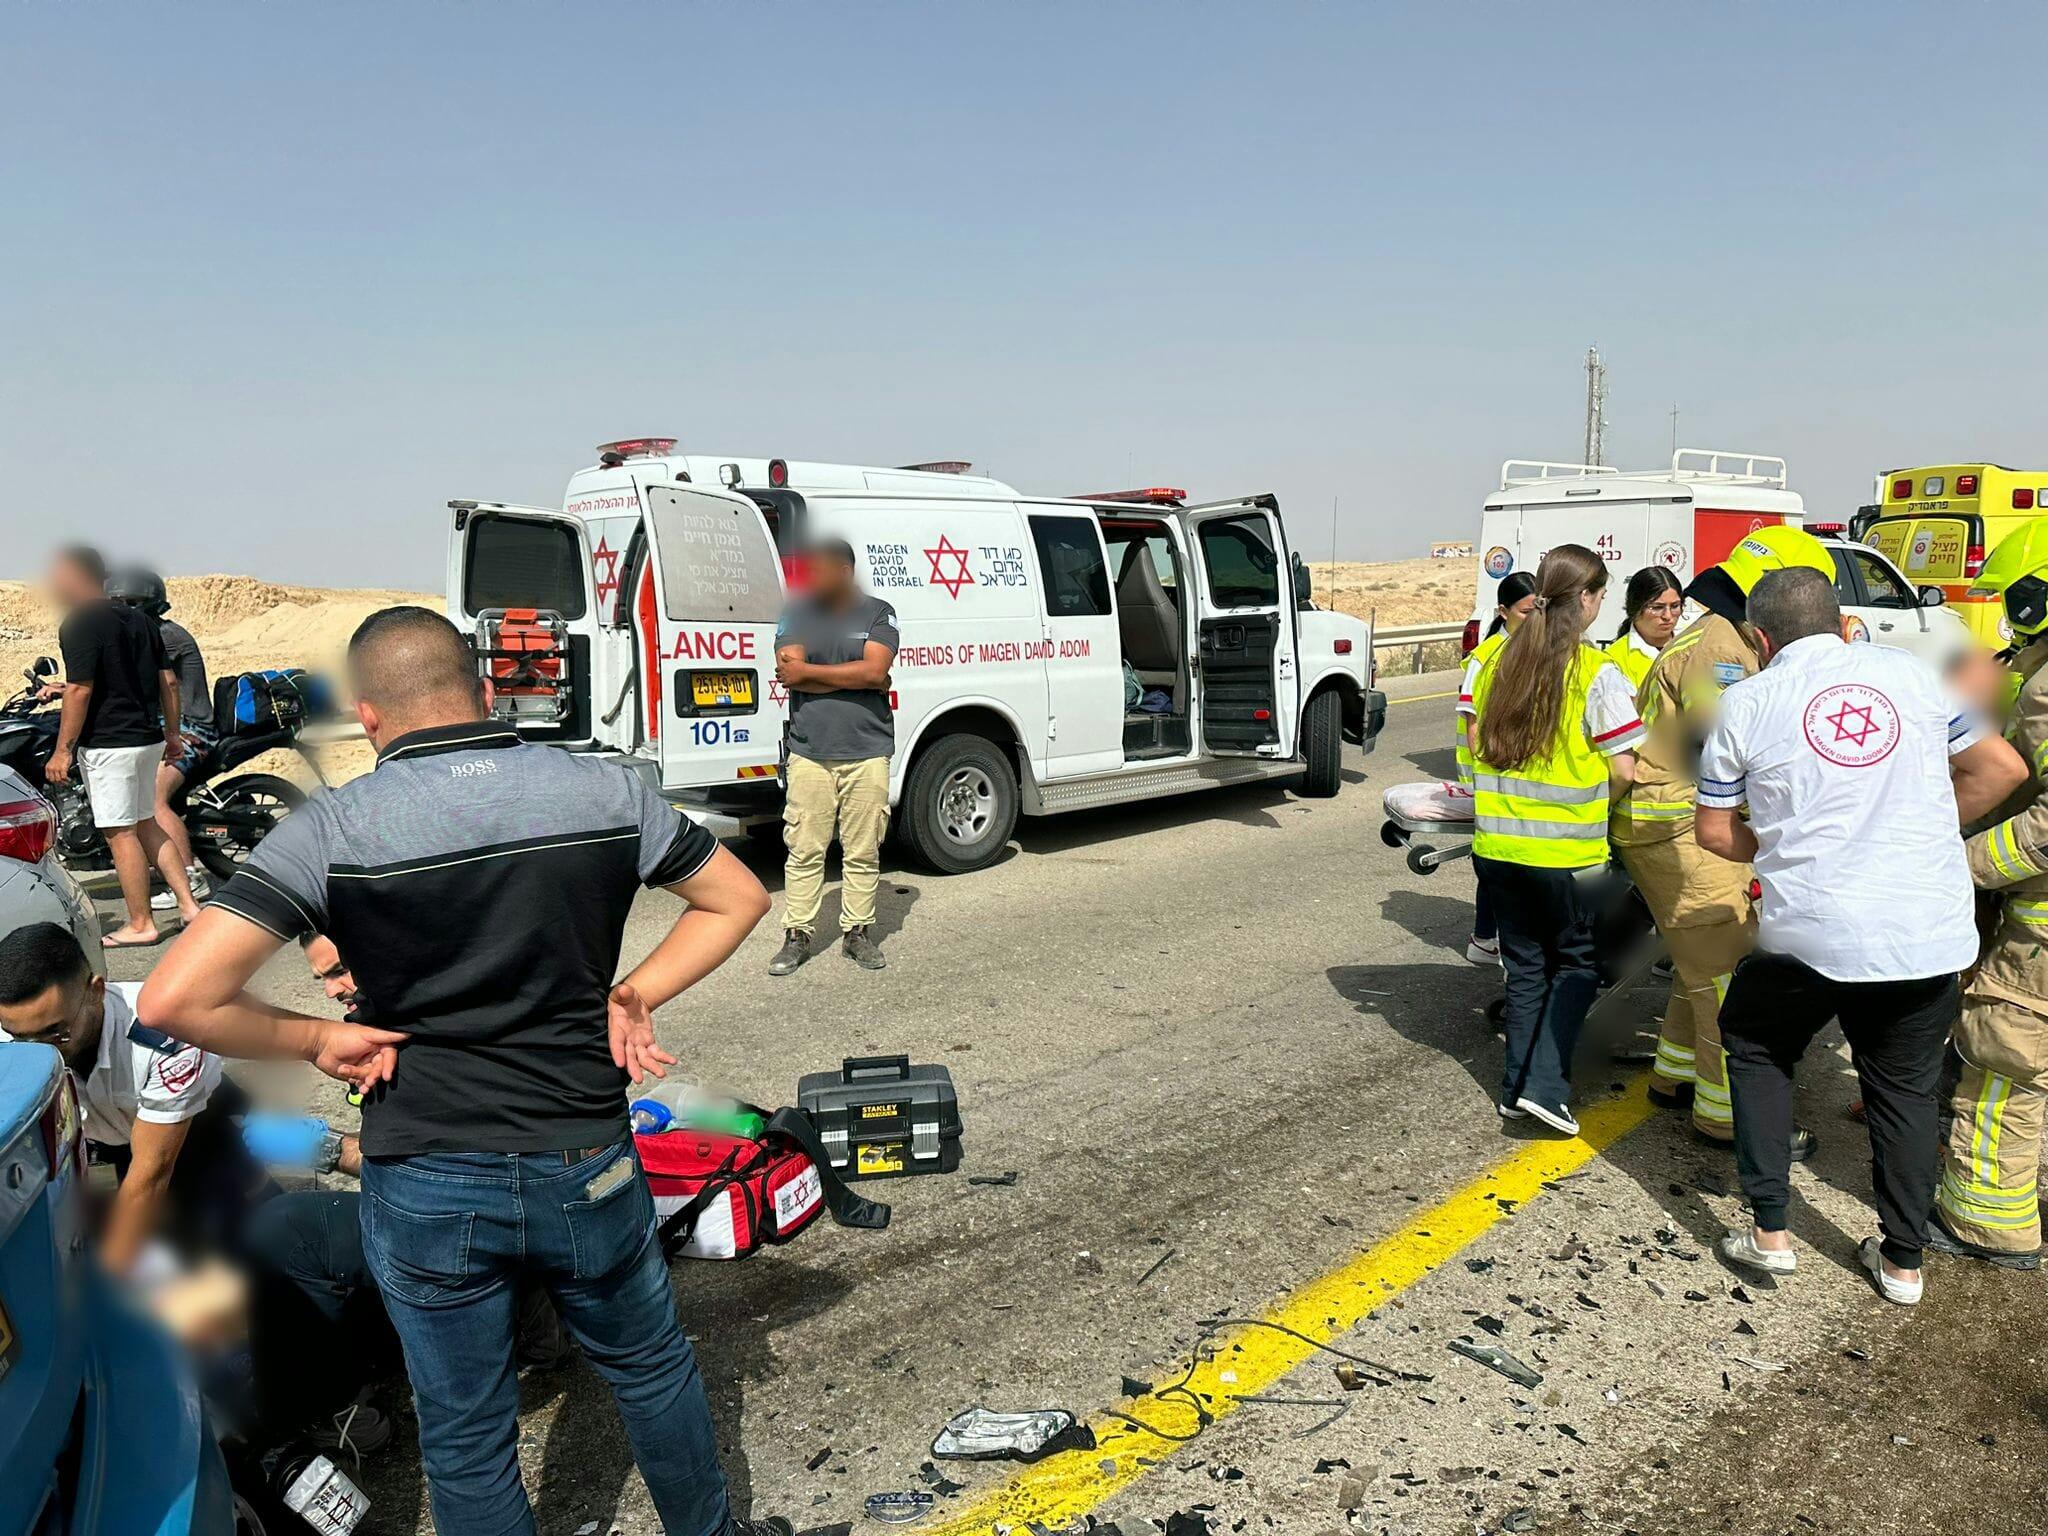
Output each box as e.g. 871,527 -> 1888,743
861,1102 -> 904,1120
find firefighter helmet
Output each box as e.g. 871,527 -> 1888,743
1717,525 -> 1836,596
1968,515 -> 2048,638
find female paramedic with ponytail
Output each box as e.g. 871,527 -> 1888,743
1463,545 -> 1645,1134
1459,571 -> 1540,965
1606,565 -> 1685,694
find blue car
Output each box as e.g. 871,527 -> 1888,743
0,1042 -> 234,1535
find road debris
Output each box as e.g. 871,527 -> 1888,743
968,1172 -> 1019,1187
1447,1339 -> 1544,1389
806,1446 -> 833,1471
933,1407 -> 1092,1463
1075,1251 -> 1105,1276
1135,1248 -> 1178,1287
1731,1356 -> 1789,1373
864,1490 -> 935,1524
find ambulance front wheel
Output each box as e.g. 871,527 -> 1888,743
1297,687 -> 1344,798
903,733 -> 1019,875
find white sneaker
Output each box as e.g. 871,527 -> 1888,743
1860,1236 -> 1922,1306
1513,1096 -> 1579,1136
1718,1227 -> 1797,1275
185,865 -> 212,901
150,889 -> 178,911
1466,936 -> 1502,966
1496,1102 -> 1527,1120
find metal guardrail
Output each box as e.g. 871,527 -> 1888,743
1371,621 -> 1466,675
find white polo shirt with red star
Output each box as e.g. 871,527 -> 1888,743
1696,632 -> 1981,982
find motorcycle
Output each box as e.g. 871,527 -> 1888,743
0,656 -> 325,883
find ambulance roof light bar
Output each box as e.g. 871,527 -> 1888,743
1669,448 -> 1788,488
1072,487 -> 1189,506
1498,461 -> 1621,490
897,460 -> 974,474
596,437 -> 679,466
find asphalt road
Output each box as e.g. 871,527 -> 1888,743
107,678 -> 2048,1536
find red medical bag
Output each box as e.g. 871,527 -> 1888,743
636,1107 -> 889,1261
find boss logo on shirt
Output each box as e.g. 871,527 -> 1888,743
450,759 -> 499,779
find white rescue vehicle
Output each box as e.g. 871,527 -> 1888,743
1465,450 -> 1969,667
447,442 -> 1384,873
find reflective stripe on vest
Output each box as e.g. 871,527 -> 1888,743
1469,643 -> 1613,869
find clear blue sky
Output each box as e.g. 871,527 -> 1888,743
5,3 -> 2044,587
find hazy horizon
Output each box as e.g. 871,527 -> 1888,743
6,2 -> 2044,589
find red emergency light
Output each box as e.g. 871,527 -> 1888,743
596,438 -> 678,464
1461,618 -> 1481,656
2016,489 -> 2036,510
1965,543 -> 1987,578
768,458 -> 789,488
1806,522 -> 1847,537
1892,477 -> 1914,499
1956,473 -> 1979,495
1074,487 -> 1189,506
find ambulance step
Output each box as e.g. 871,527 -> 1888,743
1031,758 -> 1303,816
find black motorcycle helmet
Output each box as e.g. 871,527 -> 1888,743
106,567 -> 170,618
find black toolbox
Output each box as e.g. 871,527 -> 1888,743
798,1055 -> 961,1180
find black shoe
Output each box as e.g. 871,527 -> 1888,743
1648,1081 -> 1695,1110
767,930 -> 811,977
1693,1124 -> 1817,1162
1923,1216 -> 2043,1270
842,925 -> 886,970
728,1519 -> 795,1536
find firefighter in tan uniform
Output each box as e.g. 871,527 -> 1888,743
1931,520 -> 2048,1270
1614,527 -> 1836,1149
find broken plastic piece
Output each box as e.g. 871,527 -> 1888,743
1447,1339 -> 1543,1389
932,1407 -> 1092,1463
968,1172 -> 1018,1187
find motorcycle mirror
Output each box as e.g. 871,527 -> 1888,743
30,656 -> 57,679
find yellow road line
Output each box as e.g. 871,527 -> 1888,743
922,1085 -> 1654,1535
1390,688 -> 1459,706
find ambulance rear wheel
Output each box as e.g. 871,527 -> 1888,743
1298,687 -> 1343,798
903,734 -> 1017,874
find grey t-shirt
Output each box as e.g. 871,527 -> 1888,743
160,619 -> 213,730
778,592 -> 899,763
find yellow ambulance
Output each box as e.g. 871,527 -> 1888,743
1865,464 -> 2048,647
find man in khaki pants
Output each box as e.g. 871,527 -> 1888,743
769,539 -> 899,975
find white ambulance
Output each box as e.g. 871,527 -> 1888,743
447,440 -> 1383,873
1464,449 -> 1968,666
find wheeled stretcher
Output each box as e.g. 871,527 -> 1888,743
1379,780 -> 1476,875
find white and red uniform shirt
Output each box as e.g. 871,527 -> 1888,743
1697,634 -> 1980,982
76,981 -> 222,1146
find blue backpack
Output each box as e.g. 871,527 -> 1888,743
212,669 -> 331,735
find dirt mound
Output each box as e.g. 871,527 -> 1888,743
1310,557 -> 1475,627
163,575 -> 299,631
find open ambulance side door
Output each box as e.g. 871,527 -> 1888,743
448,501 -> 600,747
640,484 -> 789,792
1183,496 -> 1300,757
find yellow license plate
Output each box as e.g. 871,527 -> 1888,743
691,671 -> 754,708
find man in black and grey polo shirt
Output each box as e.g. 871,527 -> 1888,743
140,607 -> 789,1536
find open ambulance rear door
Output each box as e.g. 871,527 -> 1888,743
638,484 -> 789,791
1184,496 -> 1301,757
449,501 -> 601,746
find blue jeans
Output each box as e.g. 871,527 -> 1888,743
359,1144 -> 732,1536
1474,855 -> 1599,1112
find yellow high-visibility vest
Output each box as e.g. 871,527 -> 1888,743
1604,630 -> 1657,694
1470,643 -> 1613,869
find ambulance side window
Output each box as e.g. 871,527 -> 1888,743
1197,515 -> 1281,607
1029,516 -> 1112,617
465,517 -> 587,619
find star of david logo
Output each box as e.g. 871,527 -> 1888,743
592,537 -> 621,608
924,536 -> 973,598
1826,700 -> 1880,747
